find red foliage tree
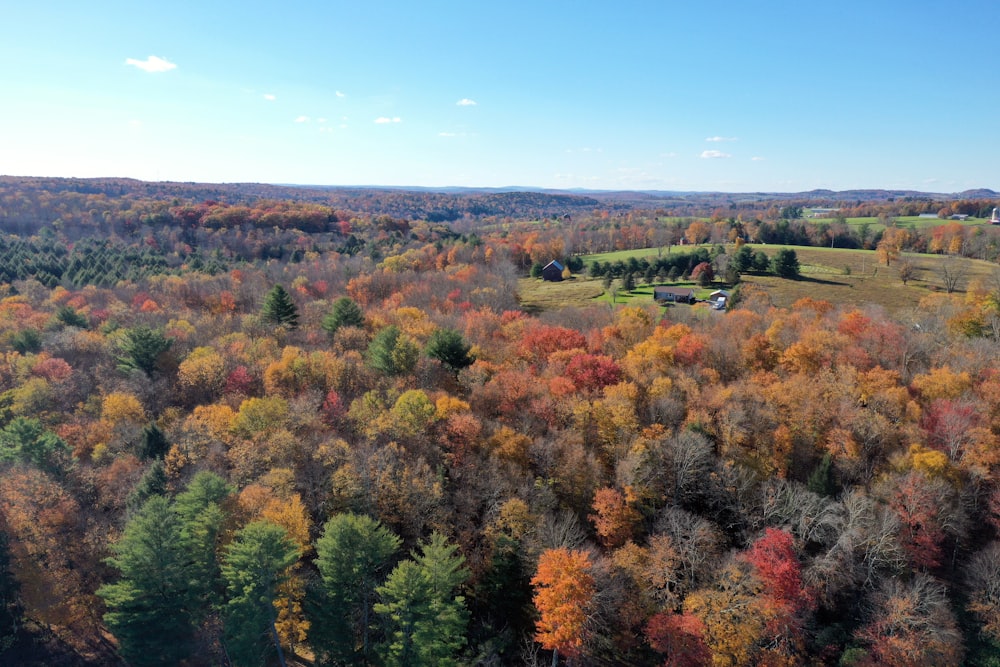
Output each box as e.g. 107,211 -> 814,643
564,353 -> 622,394
645,611 -> 711,667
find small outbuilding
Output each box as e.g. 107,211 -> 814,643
709,289 -> 730,310
541,260 -> 565,282
653,286 -> 696,304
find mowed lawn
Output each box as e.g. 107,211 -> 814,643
519,245 -> 999,314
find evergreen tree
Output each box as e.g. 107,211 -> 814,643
126,460 -> 168,514
0,417 -> 69,473
117,326 -> 173,376
732,244 -> 755,273
222,521 -> 300,667
174,471 -> 232,614
375,533 -> 469,667
771,248 -> 801,278
322,297 -> 364,338
138,422 -> 169,460
425,328 -> 474,374
261,285 -> 299,329
807,453 -> 836,497
98,496 -> 197,666
55,305 -> 88,329
10,329 -> 41,354
311,512 -> 401,665
367,325 -> 419,376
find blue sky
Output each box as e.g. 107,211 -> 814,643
2,1 -> 998,192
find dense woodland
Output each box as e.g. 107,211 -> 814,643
2,177 -> 1000,666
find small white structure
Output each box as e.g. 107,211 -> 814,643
991,207 -> 1000,225
709,289 -> 730,310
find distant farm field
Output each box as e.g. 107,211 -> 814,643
519,245 -> 999,314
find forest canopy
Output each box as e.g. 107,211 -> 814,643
1,177 -> 1000,666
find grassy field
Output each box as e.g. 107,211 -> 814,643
518,244 -> 999,314
840,215 -> 990,234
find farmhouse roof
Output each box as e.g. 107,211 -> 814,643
544,260 -> 564,271
654,286 -> 695,297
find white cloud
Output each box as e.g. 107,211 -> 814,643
263,93 -> 276,101
294,116 -> 310,123
456,98 -> 477,106
705,136 -> 737,142
660,152 -> 678,158
317,118 -> 327,123
125,55 -> 177,73
439,132 -> 458,137
751,156 -> 765,161
336,90 -> 346,98
374,117 -> 402,124
701,150 -> 731,159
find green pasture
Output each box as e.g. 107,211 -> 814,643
583,245 -> 711,265
519,244 -> 999,314
840,215 -> 989,233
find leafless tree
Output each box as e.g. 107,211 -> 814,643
939,256 -> 968,293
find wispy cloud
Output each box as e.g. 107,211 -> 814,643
336,91 -> 346,98
374,117 -> 402,124
456,98 -> 477,106
294,116 -> 310,123
263,93 -> 276,101
439,132 -> 458,137
701,150 -> 731,159
751,156 -> 765,161
705,136 -> 737,142
125,55 -> 177,73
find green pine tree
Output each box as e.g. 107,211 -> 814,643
0,417 -> 69,473
126,460 -> 168,514
367,325 -> 419,376
807,453 -> 836,497
771,248 -> 801,278
261,285 -> 299,329
310,512 -> 401,665
98,496 -> 198,666
425,328 -> 474,373
322,297 -> 364,338
222,521 -> 300,667
375,533 -> 469,667
117,326 -> 173,376
174,471 -> 232,613
138,422 -> 170,460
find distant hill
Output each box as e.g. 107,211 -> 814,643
0,175 -> 996,220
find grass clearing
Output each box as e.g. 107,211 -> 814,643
519,244 -> 999,315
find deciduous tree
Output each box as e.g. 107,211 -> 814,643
532,547 -> 596,664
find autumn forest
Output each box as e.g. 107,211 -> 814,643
3,177 -> 1000,667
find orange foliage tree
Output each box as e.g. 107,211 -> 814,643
532,547 -> 596,664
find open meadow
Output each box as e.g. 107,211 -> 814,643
519,244 -> 999,314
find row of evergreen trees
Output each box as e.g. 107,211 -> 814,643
0,236 -> 172,287
587,247 -> 715,280
100,472 -> 471,667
